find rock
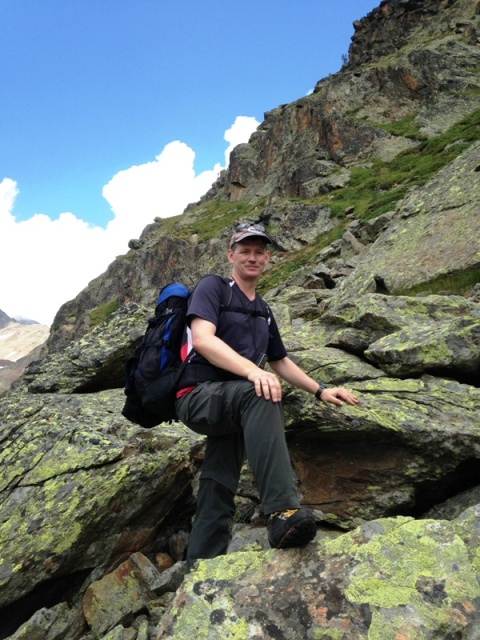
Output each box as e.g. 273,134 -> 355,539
284,374 -> 480,527
0,389 -> 203,611
323,292 -> 480,359
365,312 -> 480,378
156,515 -> 480,638
1,602 -> 85,640
168,531 -> 189,562
425,486 -> 480,521
82,553 -> 162,637
20,303 -> 149,394
154,553 -> 175,573
339,143 -> 480,298
340,229 -> 368,259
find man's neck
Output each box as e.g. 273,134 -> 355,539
231,272 -> 257,300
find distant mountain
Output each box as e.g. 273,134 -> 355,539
0,313 -> 49,393
14,317 -> 42,326
0,308 -> 13,330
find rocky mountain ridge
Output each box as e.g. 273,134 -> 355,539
1,1 -> 480,638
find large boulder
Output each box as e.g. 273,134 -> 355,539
157,514 -> 480,639
0,385 -> 203,613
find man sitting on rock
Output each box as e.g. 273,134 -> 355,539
176,223 -> 358,570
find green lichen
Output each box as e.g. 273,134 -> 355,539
162,551 -> 272,638
54,521 -> 83,555
175,596 -> 253,640
312,628 -> 345,639
367,610 -> 425,640
167,589 -> 250,639
192,548 -> 267,583
326,517 -> 480,636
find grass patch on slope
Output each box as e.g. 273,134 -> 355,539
395,267 -> 480,297
158,199 -> 266,242
89,300 -> 119,327
311,108 -> 480,221
262,109 -> 480,291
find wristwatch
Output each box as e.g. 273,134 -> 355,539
315,383 -> 327,400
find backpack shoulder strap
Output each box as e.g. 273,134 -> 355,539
219,277 -> 271,321
215,275 -> 234,308
192,274 -> 233,308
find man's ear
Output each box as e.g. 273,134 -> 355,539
227,248 -> 234,264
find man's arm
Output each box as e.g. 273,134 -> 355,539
269,356 -> 358,407
190,316 -> 283,401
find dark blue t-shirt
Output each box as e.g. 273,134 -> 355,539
179,275 -> 287,387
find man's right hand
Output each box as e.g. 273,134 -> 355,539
247,368 -> 282,402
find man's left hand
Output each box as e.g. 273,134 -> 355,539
320,387 -> 358,406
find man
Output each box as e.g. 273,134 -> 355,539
176,223 -> 358,570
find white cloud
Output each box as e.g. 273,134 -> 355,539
102,140 -> 223,244
0,116 -> 259,326
223,116 -> 259,164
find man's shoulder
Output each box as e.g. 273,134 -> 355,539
195,273 -> 231,287
189,276 -> 233,313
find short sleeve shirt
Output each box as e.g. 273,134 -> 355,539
180,275 -> 287,386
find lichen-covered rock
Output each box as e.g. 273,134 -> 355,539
2,602 -> 85,640
156,515 -> 480,639
452,504 -> 480,583
283,374 -> 480,527
0,388 -> 203,610
426,487 -> 480,521
19,303 -> 150,394
338,142 -> 480,298
321,292 -> 480,378
365,313 -> 480,378
82,553 -> 164,637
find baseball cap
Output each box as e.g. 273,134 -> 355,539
229,223 -> 272,248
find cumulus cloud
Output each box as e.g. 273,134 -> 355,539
102,140 -> 222,243
0,116 -> 259,326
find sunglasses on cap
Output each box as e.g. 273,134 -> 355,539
234,223 -> 266,232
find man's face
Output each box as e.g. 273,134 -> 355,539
227,238 -> 270,281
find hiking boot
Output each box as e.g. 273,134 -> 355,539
267,508 -> 316,549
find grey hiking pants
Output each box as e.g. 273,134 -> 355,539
175,380 -> 300,567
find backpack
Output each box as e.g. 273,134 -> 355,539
122,276 -> 235,428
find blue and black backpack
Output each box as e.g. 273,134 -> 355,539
121,277 -> 230,427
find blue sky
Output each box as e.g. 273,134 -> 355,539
1,0 -> 380,325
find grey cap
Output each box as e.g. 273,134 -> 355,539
229,225 -> 272,248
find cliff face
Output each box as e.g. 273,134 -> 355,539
220,0 -> 480,203
1,1 -> 480,639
